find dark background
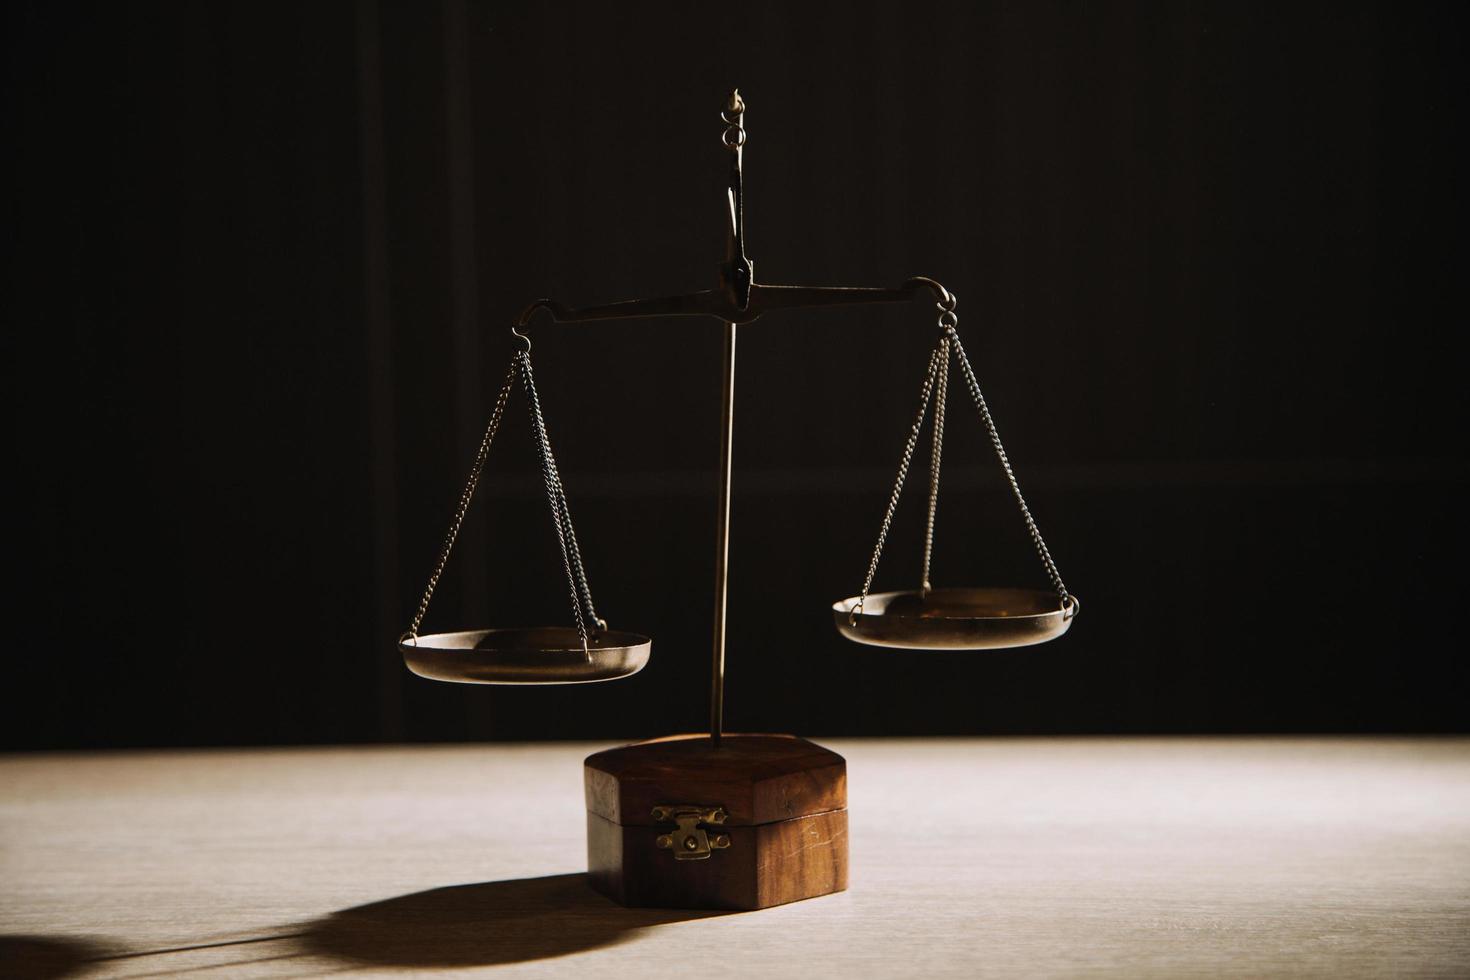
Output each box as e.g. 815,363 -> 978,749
4,1 -> 1466,750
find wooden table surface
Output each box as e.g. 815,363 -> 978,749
2,738 -> 1468,979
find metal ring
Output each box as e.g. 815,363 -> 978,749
936,291 -> 958,313
720,109 -> 743,124
722,126 -> 746,148
938,310 -> 958,329
398,630 -> 418,647
511,325 -> 532,352
1061,594 -> 1080,620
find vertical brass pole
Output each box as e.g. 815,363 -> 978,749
710,319 -> 737,747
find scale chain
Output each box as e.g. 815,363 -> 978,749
853,312 -> 1072,621
518,350 -> 603,651
404,361 -> 518,639
946,326 -> 1071,606
535,372 -> 603,634
549,462 -> 604,632
403,350 -> 606,649
532,397 -> 604,633
920,334 -> 950,594
853,340 -> 944,622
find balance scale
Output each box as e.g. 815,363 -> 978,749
398,91 -> 1079,910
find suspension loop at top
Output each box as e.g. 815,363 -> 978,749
721,89 -> 746,124
722,89 -> 746,150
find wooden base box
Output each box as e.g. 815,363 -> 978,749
584,733 -> 848,910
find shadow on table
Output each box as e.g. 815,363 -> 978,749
300,872 -> 728,968
0,936 -> 109,980
1,874 -> 714,975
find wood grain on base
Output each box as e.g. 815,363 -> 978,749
587,809 -> 848,910
585,734 -> 848,909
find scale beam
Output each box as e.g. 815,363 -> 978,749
514,278 -> 955,330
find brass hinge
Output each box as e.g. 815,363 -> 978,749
651,805 -> 731,861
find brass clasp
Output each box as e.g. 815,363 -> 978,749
651,805 -> 731,861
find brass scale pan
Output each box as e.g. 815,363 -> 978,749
403,596 -> 1066,685
401,329 -> 1076,684
834,588 -> 1079,651
401,628 -> 651,685
397,347 -> 653,686
404,588 -> 1069,685
405,588 -> 1065,685
826,302 -> 1079,656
